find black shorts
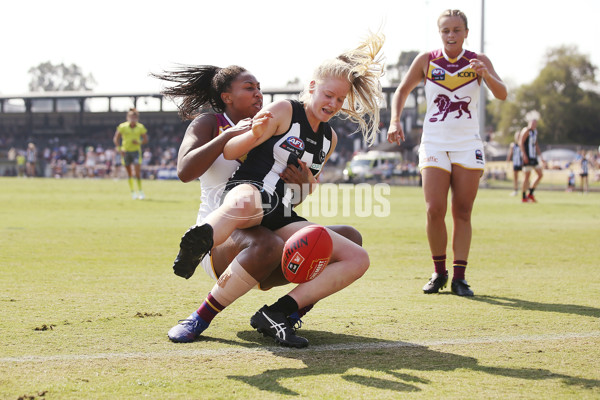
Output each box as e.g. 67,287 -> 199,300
123,151 -> 140,166
513,166 -> 522,171
224,180 -> 306,231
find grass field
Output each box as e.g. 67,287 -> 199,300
1,177 -> 599,399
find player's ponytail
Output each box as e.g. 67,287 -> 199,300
301,32 -> 385,144
152,65 -> 247,120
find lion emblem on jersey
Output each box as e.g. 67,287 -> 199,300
430,94 -> 472,122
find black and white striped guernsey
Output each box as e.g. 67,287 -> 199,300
523,129 -> 539,166
229,99 -> 332,206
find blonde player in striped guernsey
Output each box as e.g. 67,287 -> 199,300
162,33 -> 385,347
152,65 -> 364,347
387,9 -> 507,296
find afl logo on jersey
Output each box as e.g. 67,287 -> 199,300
280,136 -> 305,157
432,68 -> 445,81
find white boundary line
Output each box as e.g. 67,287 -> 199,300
2,331 -> 599,364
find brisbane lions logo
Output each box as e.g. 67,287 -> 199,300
430,94 -> 472,122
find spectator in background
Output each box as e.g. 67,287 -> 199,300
85,146 -> 97,177
567,169 -> 575,192
113,108 -> 148,199
142,148 -> 152,166
16,151 -> 26,177
104,147 -> 116,178
579,150 -> 591,194
7,147 -> 17,176
26,142 -> 37,177
113,150 -> 123,179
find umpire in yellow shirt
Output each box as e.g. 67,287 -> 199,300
113,108 -> 148,199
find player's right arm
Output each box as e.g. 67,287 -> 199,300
177,114 -> 252,183
388,52 -> 428,145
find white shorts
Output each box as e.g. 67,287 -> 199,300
418,145 -> 486,172
200,252 -> 217,280
523,165 -> 542,173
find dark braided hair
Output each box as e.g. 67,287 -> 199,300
152,65 -> 247,120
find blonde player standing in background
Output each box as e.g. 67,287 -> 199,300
387,9 -> 507,296
113,108 -> 148,199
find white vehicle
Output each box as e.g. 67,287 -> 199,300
343,151 -> 402,182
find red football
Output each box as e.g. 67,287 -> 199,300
282,225 -> 333,283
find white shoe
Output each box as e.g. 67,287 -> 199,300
131,192 -> 138,199
138,191 -> 145,200
509,190 -> 517,196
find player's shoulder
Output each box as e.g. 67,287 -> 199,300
464,49 -> 478,59
187,112 -> 220,139
427,49 -> 443,60
267,99 -> 294,113
190,112 -> 220,129
414,51 -> 432,65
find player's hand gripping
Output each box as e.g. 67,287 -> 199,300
280,158 -> 315,205
280,158 -> 312,185
251,110 -> 274,139
225,118 -> 253,137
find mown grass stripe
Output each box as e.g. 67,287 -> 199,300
3,331 -> 598,363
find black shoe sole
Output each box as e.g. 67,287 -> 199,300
172,224 -> 213,279
451,288 -> 474,296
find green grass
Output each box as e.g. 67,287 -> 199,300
1,178 -> 599,399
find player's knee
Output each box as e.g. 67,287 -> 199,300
349,246 -> 370,278
453,204 -> 472,222
426,203 -> 446,221
224,189 -> 261,218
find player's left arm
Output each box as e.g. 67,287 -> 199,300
141,132 -> 148,146
470,54 -> 507,100
223,100 -> 292,160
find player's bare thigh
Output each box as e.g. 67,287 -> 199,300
210,226 -> 284,280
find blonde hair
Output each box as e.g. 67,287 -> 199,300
438,9 -> 469,30
128,107 -> 139,116
300,32 -> 385,144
